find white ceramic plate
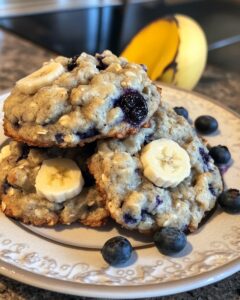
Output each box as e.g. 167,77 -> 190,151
0,85 -> 239,298
23,221 -> 152,249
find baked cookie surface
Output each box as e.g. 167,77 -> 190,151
89,103 -> 223,233
0,141 -> 108,227
4,50 -> 160,147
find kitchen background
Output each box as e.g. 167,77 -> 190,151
0,0 -> 239,72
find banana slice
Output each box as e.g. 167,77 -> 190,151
140,139 -> 191,188
0,145 -> 11,163
35,158 -> 84,203
16,61 -> 65,94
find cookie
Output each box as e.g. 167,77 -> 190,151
0,141 -> 109,227
89,103 -> 223,233
4,50 -> 161,147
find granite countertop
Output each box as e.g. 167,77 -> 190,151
0,28 -> 240,300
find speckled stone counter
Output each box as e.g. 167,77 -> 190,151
0,28 -> 240,300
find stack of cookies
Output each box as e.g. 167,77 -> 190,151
0,50 -> 223,234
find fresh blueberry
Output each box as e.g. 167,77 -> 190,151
217,189 -> 240,213
153,227 -> 187,255
101,236 -> 133,266
195,115 -> 218,135
209,145 -> 231,165
115,90 -> 148,126
55,133 -> 64,144
67,55 -> 79,71
174,107 -> 189,120
96,56 -> 107,71
123,213 -> 138,225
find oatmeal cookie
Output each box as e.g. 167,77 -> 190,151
4,50 -> 161,147
89,103 -> 223,233
0,141 -> 108,227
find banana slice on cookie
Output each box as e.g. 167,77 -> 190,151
140,139 -> 191,188
16,61 -> 65,94
35,158 -> 84,203
0,145 -> 11,163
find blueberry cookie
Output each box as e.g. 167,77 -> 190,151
0,141 -> 109,227
89,103 -> 223,233
4,50 -> 161,147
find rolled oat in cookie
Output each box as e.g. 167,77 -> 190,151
0,140 -> 109,227
89,102 -> 223,234
4,50 -> 161,147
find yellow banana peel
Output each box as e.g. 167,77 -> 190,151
121,14 -> 207,90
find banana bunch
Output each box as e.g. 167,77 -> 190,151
35,158 -> 84,203
140,139 -> 191,188
121,14 -> 207,90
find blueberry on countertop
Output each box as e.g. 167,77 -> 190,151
195,115 -> 218,135
153,227 -> 187,255
101,236 -> 133,266
217,189 -> 240,213
116,90 -> 148,126
209,145 -> 231,165
174,107 -> 189,120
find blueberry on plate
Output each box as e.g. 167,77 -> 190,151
209,145 -> 231,165
217,189 -> 240,213
195,115 -> 218,134
153,227 -> 187,255
101,236 -> 133,266
174,106 -> 189,120
116,90 -> 148,126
